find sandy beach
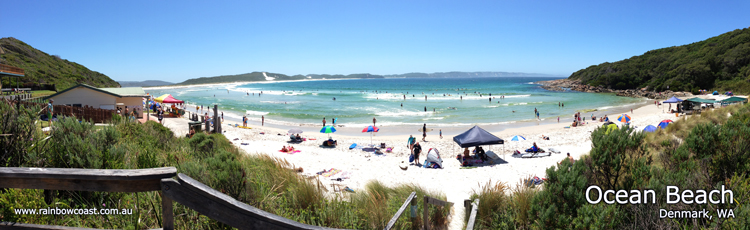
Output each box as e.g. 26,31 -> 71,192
156,95 -> 706,229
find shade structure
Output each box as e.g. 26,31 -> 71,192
320,125 -> 337,138
453,125 -> 504,148
663,96 -> 684,103
685,97 -> 716,104
658,120 -> 672,129
720,97 -> 747,103
643,125 -> 657,132
713,91 -> 719,95
154,94 -> 184,104
362,126 -> 379,145
510,135 -> 526,141
288,129 -> 303,134
617,114 -> 631,123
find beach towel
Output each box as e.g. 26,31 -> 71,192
321,168 -> 342,178
548,148 -> 561,154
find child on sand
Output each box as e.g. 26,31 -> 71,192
440,129 -> 443,139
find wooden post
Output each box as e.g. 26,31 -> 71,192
161,191 -> 174,230
464,199 -> 471,224
410,194 -> 418,230
423,196 -> 429,230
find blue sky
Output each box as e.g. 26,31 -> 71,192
2,1 -> 749,82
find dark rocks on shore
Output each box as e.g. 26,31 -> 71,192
535,79 -> 692,100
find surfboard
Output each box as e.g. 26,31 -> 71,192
237,126 -> 252,129
417,128 -> 434,132
349,143 -> 357,149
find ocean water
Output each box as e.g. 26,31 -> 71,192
145,77 -> 645,127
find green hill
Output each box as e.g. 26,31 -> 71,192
569,27 -> 750,94
0,37 -> 120,90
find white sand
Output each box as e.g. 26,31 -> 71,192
160,96 -> 701,229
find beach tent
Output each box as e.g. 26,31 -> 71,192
663,96 -> 683,103
658,120 -> 673,129
643,125 -> 658,132
453,125 -> 504,148
725,91 -> 734,96
605,123 -> 619,135
713,91 -> 719,95
423,148 -> 443,169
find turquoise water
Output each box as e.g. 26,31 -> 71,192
145,77 -> 644,127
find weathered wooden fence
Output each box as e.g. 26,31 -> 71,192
0,167 -> 455,230
1,98 -> 115,123
422,196 -> 453,230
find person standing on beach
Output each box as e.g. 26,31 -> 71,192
243,115 -> 247,127
262,115 -> 264,126
221,112 -> 224,122
323,117 -> 326,127
373,117 -> 376,126
439,129 -> 443,139
158,107 -> 164,124
422,123 -> 427,141
558,116 -> 560,123
408,135 -> 416,153
460,95 -> 462,100
413,142 -> 422,165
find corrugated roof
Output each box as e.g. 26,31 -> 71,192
100,87 -> 148,97
46,84 -> 147,100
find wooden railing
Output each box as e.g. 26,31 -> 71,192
0,167 -> 452,229
464,199 -> 480,230
0,63 -> 24,76
384,192 -> 417,230
0,167 -> 177,229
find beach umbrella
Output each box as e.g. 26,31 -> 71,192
617,114 -> 631,123
643,125 -> 658,132
510,135 -> 526,141
362,126 -> 380,145
288,128 -> 303,134
320,125 -> 337,138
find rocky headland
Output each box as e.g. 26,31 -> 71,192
536,79 -> 693,100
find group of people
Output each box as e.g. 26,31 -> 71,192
117,106 -> 140,122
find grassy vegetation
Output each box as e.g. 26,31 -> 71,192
569,27 -> 750,94
0,37 -> 120,90
0,101 -> 448,229
468,103 -> 750,229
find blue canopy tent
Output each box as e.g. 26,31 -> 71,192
713,91 -> 719,95
453,125 -> 505,159
663,96 -> 683,103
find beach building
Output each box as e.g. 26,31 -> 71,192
45,84 -> 148,117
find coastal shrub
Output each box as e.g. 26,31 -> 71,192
684,120 -> 750,183
529,159 -> 588,229
0,100 -> 42,167
584,125 -> 651,190
571,204 -> 622,229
